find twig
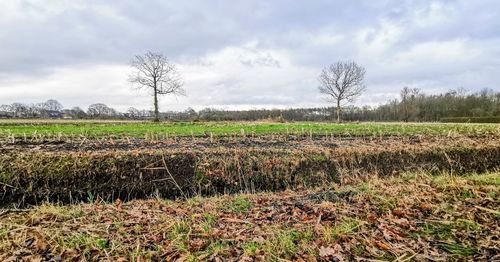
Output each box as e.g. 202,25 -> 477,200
151,177 -> 170,182
392,252 -> 417,262
161,153 -> 188,200
142,167 -> 167,170
0,208 -> 30,217
0,181 -> 16,188
141,160 -> 162,169
221,217 -> 254,225
79,137 -> 87,147
475,206 -> 500,216
0,223 -> 38,233
316,213 -> 322,225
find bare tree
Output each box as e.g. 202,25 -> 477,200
68,107 -> 87,119
10,103 -> 28,118
0,104 -> 11,113
87,103 -> 116,118
318,61 -> 366,122
399,87 -> 420,122
126,107 -> 141,119
42,99 -> 63,111
129,51 -> 185,122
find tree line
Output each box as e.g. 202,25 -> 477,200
169,88 -> 499,122
1,87 -> 497,122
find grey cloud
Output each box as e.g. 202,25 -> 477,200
239,53 -> 280,68
0,0 -> 499,109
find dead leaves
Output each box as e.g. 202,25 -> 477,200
392,208 -> 407,217
375,240 -> 393,252
25,230 -> 48,252
419,203 -> 433,212
319,244 -> 344,261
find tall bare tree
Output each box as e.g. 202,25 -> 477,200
318,61 -> 366,122
129,51 -> 185,122
399,87 -> 420,122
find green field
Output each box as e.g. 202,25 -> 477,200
0,120 -> 498,138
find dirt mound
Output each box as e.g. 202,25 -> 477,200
1,136 -> 499,207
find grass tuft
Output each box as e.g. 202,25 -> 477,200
438,243 -> 477,256
224,195 -> 252,213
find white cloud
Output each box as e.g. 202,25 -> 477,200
178,43 -> 321,110
394,39 -> 479,67
311,33 -> 345,47
0,64 -> 150,111
356,20 -> 405,58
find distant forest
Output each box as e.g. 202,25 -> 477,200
1,88 -> 498,122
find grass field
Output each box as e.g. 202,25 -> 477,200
0,120 -> 499,138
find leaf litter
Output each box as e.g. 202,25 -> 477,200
0,172 -> 498,261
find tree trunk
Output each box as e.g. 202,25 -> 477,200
336,99 -> 341,123
153,87 -> 160,122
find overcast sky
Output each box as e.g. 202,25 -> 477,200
0,0 -> 499,111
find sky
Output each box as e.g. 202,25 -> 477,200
0,0 -> 499,112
